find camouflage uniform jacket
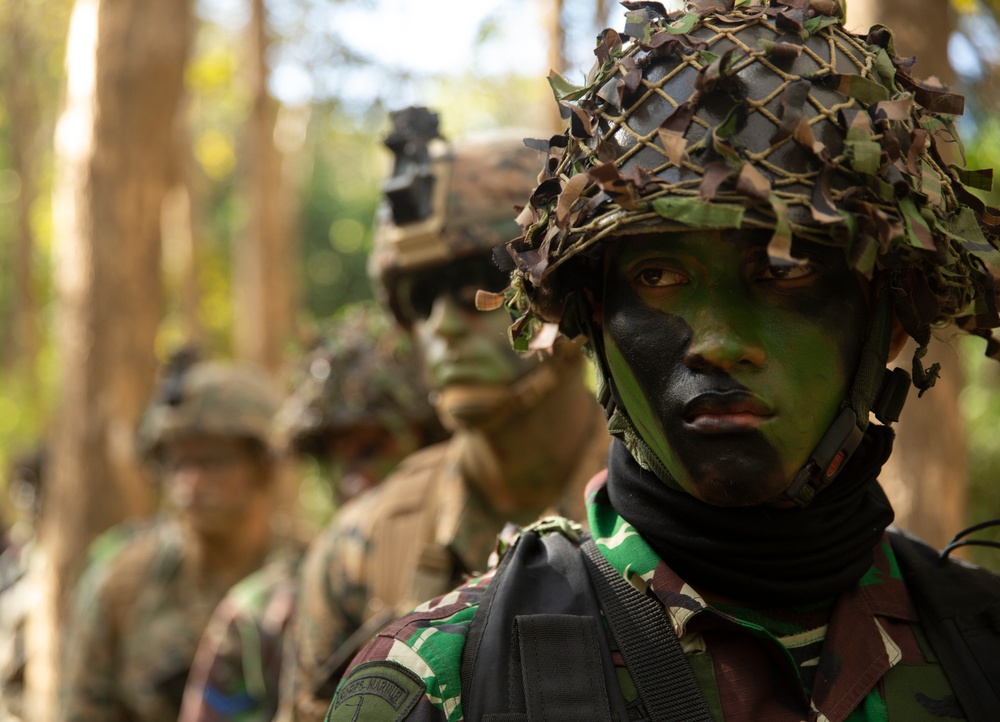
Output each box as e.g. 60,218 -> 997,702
328,471 -> 968,722
178,545 -> 304,722
60,520 -> 287,722
281,414 -> 610,722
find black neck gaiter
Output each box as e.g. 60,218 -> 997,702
607,425 -> 896,605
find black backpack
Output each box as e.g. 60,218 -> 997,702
461,524 -> 1000,722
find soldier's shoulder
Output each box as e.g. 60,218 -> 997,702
329,573 -> 494,722
334,440 -> 453,528
84,516 -> 162,569
228,550 -> 300,609
79,521 -> 181,607
382,439 -> 453,484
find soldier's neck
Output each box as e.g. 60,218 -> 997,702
184,496 -> 273,588
460,367 -> 599,515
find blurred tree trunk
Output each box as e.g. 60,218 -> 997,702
847,0 -> 966,550
28,0 -> 193,717
163,112 -> 205,350
540,0 -> 566,132
233,0 -> 296,377
847,0 -> 954,83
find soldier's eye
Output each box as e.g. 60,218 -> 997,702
407,280 -> 439,320
635,267 -> 687,288
758,263 -> 816,282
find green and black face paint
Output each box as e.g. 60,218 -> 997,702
600,230 -> 871,506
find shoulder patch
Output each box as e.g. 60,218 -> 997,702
326,661 -> 425,721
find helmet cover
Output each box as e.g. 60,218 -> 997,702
499,0 -> 1000,386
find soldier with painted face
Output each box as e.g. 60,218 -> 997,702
275,302 -> 448,506
328,3 -> 1000,721
60,356 -> 288,722
177,303 -> 446,722
279,108 -> 612,722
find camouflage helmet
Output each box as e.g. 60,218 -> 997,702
273,302 -> 446,458
137,352 -> 280,460
502,0 -> 1000,387
369,106 -> 544,327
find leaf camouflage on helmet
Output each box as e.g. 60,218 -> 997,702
273,302 -> 446,458
496,0 -> 1000,388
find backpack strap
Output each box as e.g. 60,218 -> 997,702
889,527 -> 1000,722
461,525 -> 628,721
506,614 -> 615,722
581,539 -> 715,722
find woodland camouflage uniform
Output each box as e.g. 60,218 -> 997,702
60,361 -> 286,722
0,451 -> 44,722
329,2 -> 1000,721
178,545 -> 301,722
178,304 -> 444,722
280,112 -> 612,722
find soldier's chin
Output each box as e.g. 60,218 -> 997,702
433,384 -> 510,431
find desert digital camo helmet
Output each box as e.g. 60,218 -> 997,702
137,350 -> 280,461
368,106 -> 544,328
273,302 -> 445,458
499,0 -> 1000,504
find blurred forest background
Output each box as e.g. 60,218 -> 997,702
1,0 -> 1000,715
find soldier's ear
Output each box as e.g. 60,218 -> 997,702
585,287 -> 603,327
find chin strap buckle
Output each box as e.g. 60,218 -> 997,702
785,408 -> 864,507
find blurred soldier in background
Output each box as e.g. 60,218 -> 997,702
60,355 -> 288,722
275,301 -> 448,506
177,302 -> 446,722
280,107 -> 612,722
0,448 -> 45,722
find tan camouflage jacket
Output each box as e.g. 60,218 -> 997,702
60,520 -> 285,722
278,411 -> 610,722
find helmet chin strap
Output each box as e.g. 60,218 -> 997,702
783,288 -> 912,507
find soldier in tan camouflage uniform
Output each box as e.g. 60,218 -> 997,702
176,302 -> 447,722
273,302 -> 448,506
278,107 -> 612,722
60,356 -> 289,722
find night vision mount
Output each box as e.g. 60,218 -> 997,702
382,106 -> 442,226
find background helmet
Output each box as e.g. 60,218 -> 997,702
273,302 -> 446,458
369,106 -> 544,327
137,352 -> 280,461
503,0 -> 1000,388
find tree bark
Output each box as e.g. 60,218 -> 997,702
233,0 -> 296,377
846,0 -> 954,85
28,0 -> 193,717
540,0 -> 567,132
847,0 -> 966,550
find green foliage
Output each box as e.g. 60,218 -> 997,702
958,336 -> 1000,571
298,116 -> 382,319
958,60 -> 1000,571
0,0 -> 73,515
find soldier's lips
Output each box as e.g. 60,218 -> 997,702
682,391 -> 774,434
